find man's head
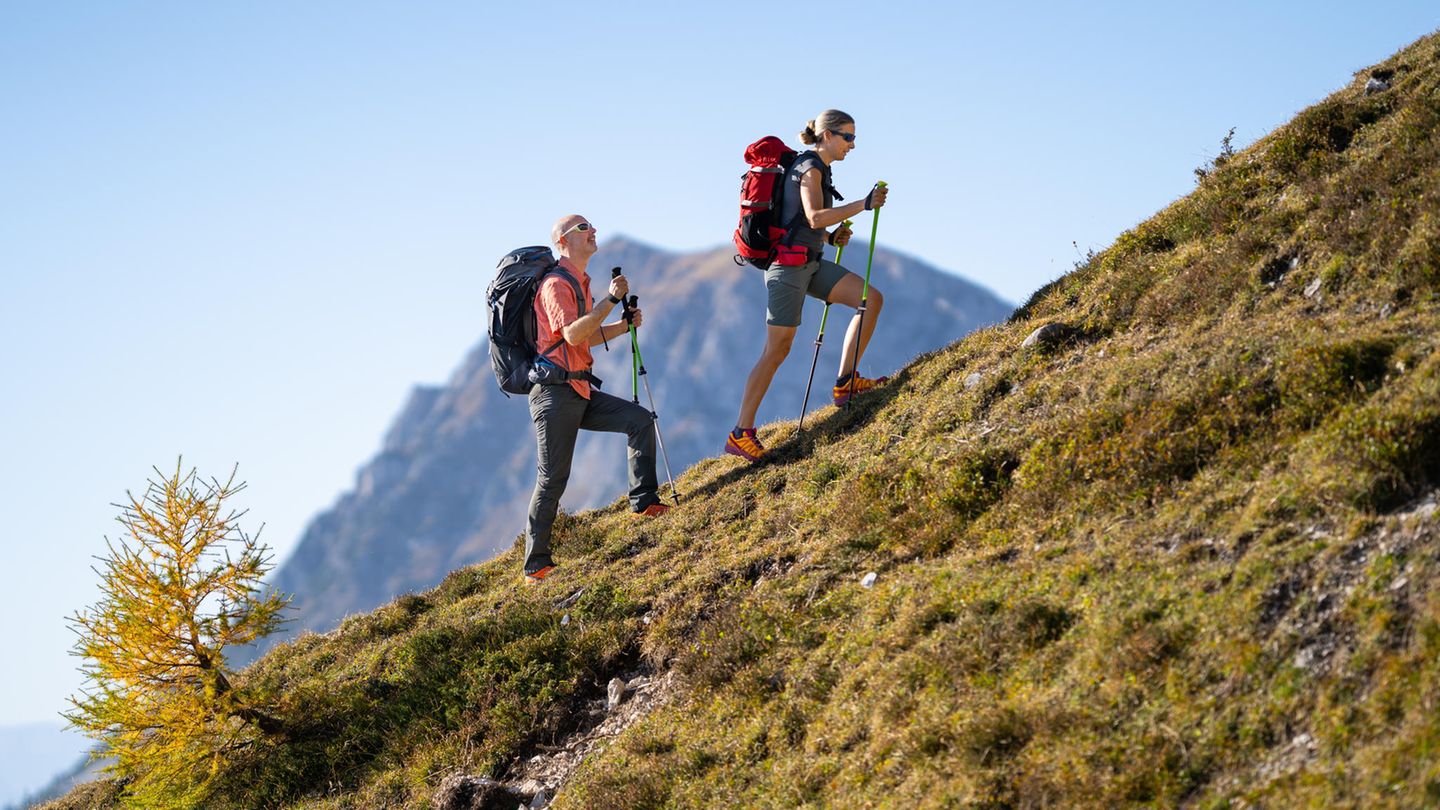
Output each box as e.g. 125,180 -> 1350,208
552,214 -> 598,260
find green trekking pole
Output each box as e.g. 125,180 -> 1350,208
614,267 -> 637,400
798,219 -> 853,430
845,181 -> 886,408
623,295 -> 680,504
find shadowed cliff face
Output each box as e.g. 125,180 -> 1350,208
258,237 -> 1011,647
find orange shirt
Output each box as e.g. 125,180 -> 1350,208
533,259 -> 595,399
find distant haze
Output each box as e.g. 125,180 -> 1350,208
0,723 -> 88,810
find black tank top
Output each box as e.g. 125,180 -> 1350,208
779,151 -> 836,253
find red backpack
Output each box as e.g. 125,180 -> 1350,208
732,136 -> 809,269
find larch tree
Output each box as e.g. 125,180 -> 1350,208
65,462 -> 290,809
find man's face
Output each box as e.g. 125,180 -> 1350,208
556,216 -> 598,259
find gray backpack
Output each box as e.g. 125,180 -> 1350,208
485,247 -> 597,395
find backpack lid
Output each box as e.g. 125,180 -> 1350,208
744,136 -> 794,166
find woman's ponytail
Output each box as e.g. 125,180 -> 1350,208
801,109 -> 855,147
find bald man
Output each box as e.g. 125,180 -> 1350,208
522,215 -> 671,583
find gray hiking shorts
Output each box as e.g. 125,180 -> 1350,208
764,257 -> 849,327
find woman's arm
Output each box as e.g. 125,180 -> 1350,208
799,169 -> 875,230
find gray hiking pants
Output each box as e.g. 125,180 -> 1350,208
525,383 -> 659,574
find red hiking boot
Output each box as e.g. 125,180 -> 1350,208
635,502 -> 672,517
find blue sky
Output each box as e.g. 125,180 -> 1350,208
1,0 -> 1436,747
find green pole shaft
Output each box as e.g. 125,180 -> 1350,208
816,232 -> 849,334
846,182 -> 885,406
861,184 -> 884,297
630,324 -> 639,402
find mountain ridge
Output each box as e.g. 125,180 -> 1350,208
250,236 -> 1011,656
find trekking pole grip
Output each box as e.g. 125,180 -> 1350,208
836,219 -> 853,263
863,183 -> 885,295
611,267 -> 630,318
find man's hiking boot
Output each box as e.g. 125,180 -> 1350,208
724,427 -> 766,463
635,502 -> 672,518
833,373 -> 889,407
523,564 -> 556,584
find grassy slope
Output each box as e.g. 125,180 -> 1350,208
50,30 -> 1440,810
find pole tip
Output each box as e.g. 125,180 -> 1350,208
611,266 -> 622,278
876,181 -> 888,188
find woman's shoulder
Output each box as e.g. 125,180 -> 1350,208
791,150 -> 826,176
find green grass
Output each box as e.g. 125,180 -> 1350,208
46,29 -> 1440,810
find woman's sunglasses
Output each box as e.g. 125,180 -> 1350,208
828,130 -> 856,143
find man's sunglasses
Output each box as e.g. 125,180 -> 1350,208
560,221 -> 594,238
828,130 -> 856,143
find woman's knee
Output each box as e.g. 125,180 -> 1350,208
763,331 -> 797,361
869,287 -> 884,314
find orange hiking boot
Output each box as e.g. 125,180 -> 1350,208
724,427 -> 766,462
635,502 -> 672,517
523,564 -> 556,585
833,373 -> 889,407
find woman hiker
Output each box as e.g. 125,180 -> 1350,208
725,109 -> 891,463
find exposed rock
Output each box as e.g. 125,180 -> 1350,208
1304,277 -> 1323,298
554,587 -> 587,609
1365,76 -> 1391,95
606,677 -> 626,711
434,774 -> 506,810
861,571 -> 878,588
964,372 -> 984,390
503,669 -> 677,806
1022,323 -> 1069,349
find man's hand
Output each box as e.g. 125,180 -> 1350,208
608,274 -> 630,303
832,223 -> 853,246
629,306 -> 643,329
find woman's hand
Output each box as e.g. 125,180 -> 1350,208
831,224 -> 853,246
865,183 -> 889,210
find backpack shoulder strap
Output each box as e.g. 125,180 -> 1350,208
790,150 -> 823,179
780,151 -> 825,241
535,266 -> 590,359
